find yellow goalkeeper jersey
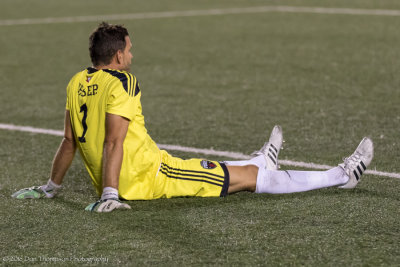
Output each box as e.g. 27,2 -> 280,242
66,67 -> 161,200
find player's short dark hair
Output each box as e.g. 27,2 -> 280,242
89,22 -> 129,66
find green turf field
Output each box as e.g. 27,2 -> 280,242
1,0 -> 399,265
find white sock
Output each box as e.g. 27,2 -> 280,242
255,166 -> 349,194
225,155 -> 265,168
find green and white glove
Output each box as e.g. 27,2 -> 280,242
85,187 -> 131,213
11,179 -> 61,199
85,198 -> 131,212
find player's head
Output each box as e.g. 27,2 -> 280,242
89,22 -> 133,72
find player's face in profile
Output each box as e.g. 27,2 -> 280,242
121,36 -> 133,72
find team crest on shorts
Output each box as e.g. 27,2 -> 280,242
200,160 -> 217,169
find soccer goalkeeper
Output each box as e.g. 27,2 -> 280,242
12,22 -> 374,213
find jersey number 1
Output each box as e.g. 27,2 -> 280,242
79,103 -> 88,143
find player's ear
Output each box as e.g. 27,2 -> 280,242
116,50 -> 123,64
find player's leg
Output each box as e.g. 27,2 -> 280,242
153,150 -> 230,199
225,125 -> 283,171
227,137 -> 374,194
226,165 -> 346,194
253,167 -> 349,194
226,165 -> 258,193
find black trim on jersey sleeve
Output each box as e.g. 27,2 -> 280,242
126,73 -> 139,97
87,67 -> 99,74
134,81 -> 140,96
126,73 -> 132,96
103,69 -> 129,93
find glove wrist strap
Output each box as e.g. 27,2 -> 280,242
40,179 -> 62,197
47,179 -> 62,189
101,187 -> 119,200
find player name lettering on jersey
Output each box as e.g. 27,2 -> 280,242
78,83 -> 98,97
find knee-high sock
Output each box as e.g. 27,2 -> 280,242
255,166 -> 348,194
225,155 -> 265,168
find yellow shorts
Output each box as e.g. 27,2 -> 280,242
153,150 -> 230,199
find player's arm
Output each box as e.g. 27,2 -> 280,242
102,113 -> 128,190
85,113 -> 131,212
12,110 -> 77,199
49,110 -> 77,185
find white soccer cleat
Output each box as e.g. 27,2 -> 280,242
251,125 -> 283,170
338,137 -> 374,189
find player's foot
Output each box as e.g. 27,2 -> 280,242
251,125 -> 283,170
338,137 -> 374,189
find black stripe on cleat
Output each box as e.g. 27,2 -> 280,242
269,148 -> 277,158
353,170 -> 360,180
270,144 -> 278,153
268,154 -> 277,165
360,161 -> 367,171
357,166 -> 363,176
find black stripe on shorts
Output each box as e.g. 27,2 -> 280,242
161,164 -> 224,184
161,162 -> 230,197
161,163 -> 225,180
219,162 -> 230,197
160,169 -> 224,187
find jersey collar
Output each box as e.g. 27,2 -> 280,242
87,67 -> 99,74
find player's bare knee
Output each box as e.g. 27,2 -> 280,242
227,165 -> 258,193
244,165 -> 258,191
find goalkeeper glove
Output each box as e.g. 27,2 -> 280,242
85,187 -> 131,213
85,198 -> 131,212
11,179 -> 61,199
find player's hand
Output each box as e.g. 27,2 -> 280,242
85,198 -> 131,213
11,179 -> 61,199
11,186 -> 55,199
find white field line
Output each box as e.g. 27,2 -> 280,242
1,123 -> 399,179
1,6 -> 400,26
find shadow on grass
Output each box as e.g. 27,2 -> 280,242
18,179 -> 398,214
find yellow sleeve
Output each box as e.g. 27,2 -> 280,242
65,72 -> 80,111
106,80 -> 137,121
65,79 -> 72,110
